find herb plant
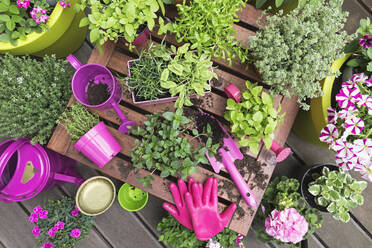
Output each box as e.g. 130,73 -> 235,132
130,109 -> 219,188
249,0 -> 307,9
249,0 -> 351,110
256,177 -> 323,247
58,103 -> 100,143
158,214 -> 239,248
162,0 -> 249,65
308,167 -> 367,223
30,197 -> 94,248
224,81 -> 284,154
76,0 -> 165,50
0,54 -> 72,144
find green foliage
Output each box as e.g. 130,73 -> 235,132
249,0 -> 351,110
162,0 -> 249,66
0,54 -> 72,144
309,167 -> 367,223
76,0 -> 165,50
0,0 -> 50,45
344,17 -> 372,78
224,81 -> 284,154
58,103 -> 100,143
256,177 -> 323,247
249,0 -> 310,9
33,197 -> 94,248
136,175 -> 155,189
157,214 -> 238,248
130,109 -> 219,188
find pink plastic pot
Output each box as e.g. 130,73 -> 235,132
0,138 -> 84,203
224,83 -> 242,102
74,122 -> 121,168
119,26 -> 150,47
126,59 -> 212,105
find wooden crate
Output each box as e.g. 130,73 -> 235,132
47,3 -> 298,235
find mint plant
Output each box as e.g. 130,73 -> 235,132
308,167 -> 367,223
224,81 -> 284,154
162,0 -> 249,65
130,109 -> 219,188
58,103 -> 100,143
249,0 -> 307,9
249,0 -> 351,110
0,54 -> 72,144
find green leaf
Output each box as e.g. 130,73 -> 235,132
161,69 -> 169,81
252,112 -> 263,123
309,185 -> 321,196
367,62 -> 372,72
262,135 -> 273,150
256,0 -> 267,8
8,5 -> 19,14
160,80 -> 177,89
162,112 -> 174,121
177,43 -> 190,54
226,98 -> 237,110
0,15 -> 10,23
367,48 -> 372,60
327,202 -> 337,213
317,197 -> 329,207
90,28 -> 100,43
160,170 -> 170,178
6,20 -> 15,31
79,17 -> 89,27
0,33 -> 10,42
0,3 -> 8,12
346,58 -> 363,67
125,24 -> 135,37
344,39 -> 360,53
261,92 -> 272,106
339,211 -> 350,223
329,190 -> 340,201
275,0 -> 284,7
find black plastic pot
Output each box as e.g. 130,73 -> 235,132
300,163 -> 339,212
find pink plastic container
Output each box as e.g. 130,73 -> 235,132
224,83 -> 242,102
120,26 -> 150,47
126,59 -> 212,105
74,122 -> 122,168
0,138 -> 84,203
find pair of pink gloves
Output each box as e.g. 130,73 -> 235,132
163,177 -> 237,241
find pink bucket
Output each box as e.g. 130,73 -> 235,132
0,138 -> 84,203
120,26 -> 150,47
74,122 -> 122,168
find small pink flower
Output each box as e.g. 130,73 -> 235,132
16,0 -> 30,8
70,228 -> 81,238
353,139 -> 372,159
39,210 -> 48,219
336,86 -> 360,109
32,226 -> 40,237
360,35 -> 372,49
54,221 -> 65,230
71,209 -> 79,217
30,7 -> 49,24
332,139 -> 354,160
48,228 -> 55,237
335,155 -> 354,170
350,73 -> 368,83
345,116 -> 365,135
59,1 -> 71,9
33,206 -> 42,214
319,124 -> 339,144
41,242 -> 53,248
29,213 -> 38,223
354,162 -> 372,182
338,105 -> 357,120
356,94 -> 372,107
365,78 -> 372,87
327,107 -> 338,124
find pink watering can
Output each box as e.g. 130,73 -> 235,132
67,55 -> 136,133
0,138 -> 84,203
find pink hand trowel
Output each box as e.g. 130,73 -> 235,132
197,113 -> 257,207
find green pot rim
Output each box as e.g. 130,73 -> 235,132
118,183 -> 149,212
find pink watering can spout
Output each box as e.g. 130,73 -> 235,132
67,54 -> 136,134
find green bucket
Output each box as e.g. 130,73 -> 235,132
118,184 -> 148,212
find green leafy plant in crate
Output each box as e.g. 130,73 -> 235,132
248,0 -> 352,110
308,167 -> 367,223
0,54 -> 72,144
224,81 -> 284,154
130,109 -> 219,188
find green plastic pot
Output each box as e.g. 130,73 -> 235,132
293,54 -> 351,147
118,183 -> 148,212
0,0 -> 87,58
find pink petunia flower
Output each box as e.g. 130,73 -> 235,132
354,162 -> 372,182
32,226 -> 41,237
39,210 -> 48,219
59,1 -> 71,9
360,35 -> 372,49
345,116 -> 365,135
16,0 -> 30,8
332,139 -> 354,160
350,73 -> 368,83
319,124 -> 339,144
336,86 -> 361,109
353,139 -> 372,159
365,78 -> 372,87
338,105 -> 357,120
335,155 -> 355,170
29,213 -> 38,223
327,107 -> 338,124
41,242 -> 53,248
71,209 -> 79,217
70,228 -> 81,238
356,94 -> 372,107
48,228 -> 55,237
54,221 -> 65,230
33,206 -> 42,214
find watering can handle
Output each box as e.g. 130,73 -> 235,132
54,173 -> 85,186
66,54 -> 83,70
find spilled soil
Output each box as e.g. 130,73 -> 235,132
87,82 -> 110,105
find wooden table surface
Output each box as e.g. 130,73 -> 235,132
47,3 -> 298,235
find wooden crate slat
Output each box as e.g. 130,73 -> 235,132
237,3 -> 264,28
87,41 -> 116,65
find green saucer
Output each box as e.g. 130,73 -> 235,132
118,183 -> 148,212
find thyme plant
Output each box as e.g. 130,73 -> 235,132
0,54 -> 72,144
249,0 -> 352,110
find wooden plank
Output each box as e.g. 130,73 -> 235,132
358,0 -> 372,13
87,41 -> 116,65
237,3 -> 264,28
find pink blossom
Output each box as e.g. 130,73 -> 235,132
319,124 -> 339,144
336,86 -> 360,109
356,94 -> 372,107
48,228 -> 55,237
345,116 -> 365,135
39,210 -> 48,219
265,208 -> 308,244
353,139 -> 372,159
16,0 -> 30,8
54,221 -> 65,230
40,242 -> 53,248
71,209 -> 79,217
365,78 -> 372,87
338,105 -> 357,120
335,156 -> 354,170
70,228 -> 81,238
59,1 -> 71,9
354,162 -> 372,182
327,107 -> 338,124
360,35 -> 372,49
32,226 -> 40,237
331,139 -> 354,160
33,206 -> 42,214
29,213 -> 38,223
350,73 -> 368,83
30,7 -> 49,24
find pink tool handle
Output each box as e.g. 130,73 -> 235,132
111,102 -> 127,122
268,140 -> 291,163
66,54 -> 83,70
224,84 -> 242,103
54,173 -> 85,186
219,149 -> 257,207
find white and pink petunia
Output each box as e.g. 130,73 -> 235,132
354,162 -> 372,182
335,156 -> 354,170
319,124 -> 339,144
364,77 -> 372,87
331,139 -> 354,159
350,73 -> 368,83
327,107 -> 338,124
338,105 -> 357,120
335,86 -> 361,109
356,94 -> 372,107
345,116 -> 365,135
353,139 -> 372,159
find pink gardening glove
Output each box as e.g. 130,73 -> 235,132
185,177 -> 237,241
163,177 -> 196,230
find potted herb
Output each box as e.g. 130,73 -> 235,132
302,164 -> 367,223
224,81 -> 284,155
76,0 -> 165,50
249,0 -> 351,110
127,42 -> 216,108
58,103 -> 122,168
130,109 -> 218,188
0,54 -> 72,145
255,177 -> 323,247
29,197 -> 94,248
158,214 -> 245,248
0,0 -> 87,57
160,0 -> 249,66
249,0 -> 308,13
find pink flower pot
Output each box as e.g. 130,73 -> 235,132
224,83 -> 242,102
74,122 -> 122,168
119,26 -> 150,47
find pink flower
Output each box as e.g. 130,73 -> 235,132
40,242 -> 53,248
54,221 -> 65,230
70,228 -> 81,238
39,210 -> 48,219
319,124 -> 339,144
338,105 -> 357,120
360,35 -> 372,49
327,107 -> 338,124
16,0 -> 30,8
71,209 -> 79,217
365,78 -> 372,87
354,162 -> 372,182
356,94 -> 372,107
265,208 -> 308,244
345,116 -> 365,135
332,139 -> 354,160
353,139 -> 372,159
29,213 -> 38,223
336,86 -> 360,109
350,73 -> 368,83
32,226 -> 40,237
59,1 -> 71,9
48,228 -> 55,237
30,7 -> 49,24
335,155 -> 355,170
33,206 -> 42,214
